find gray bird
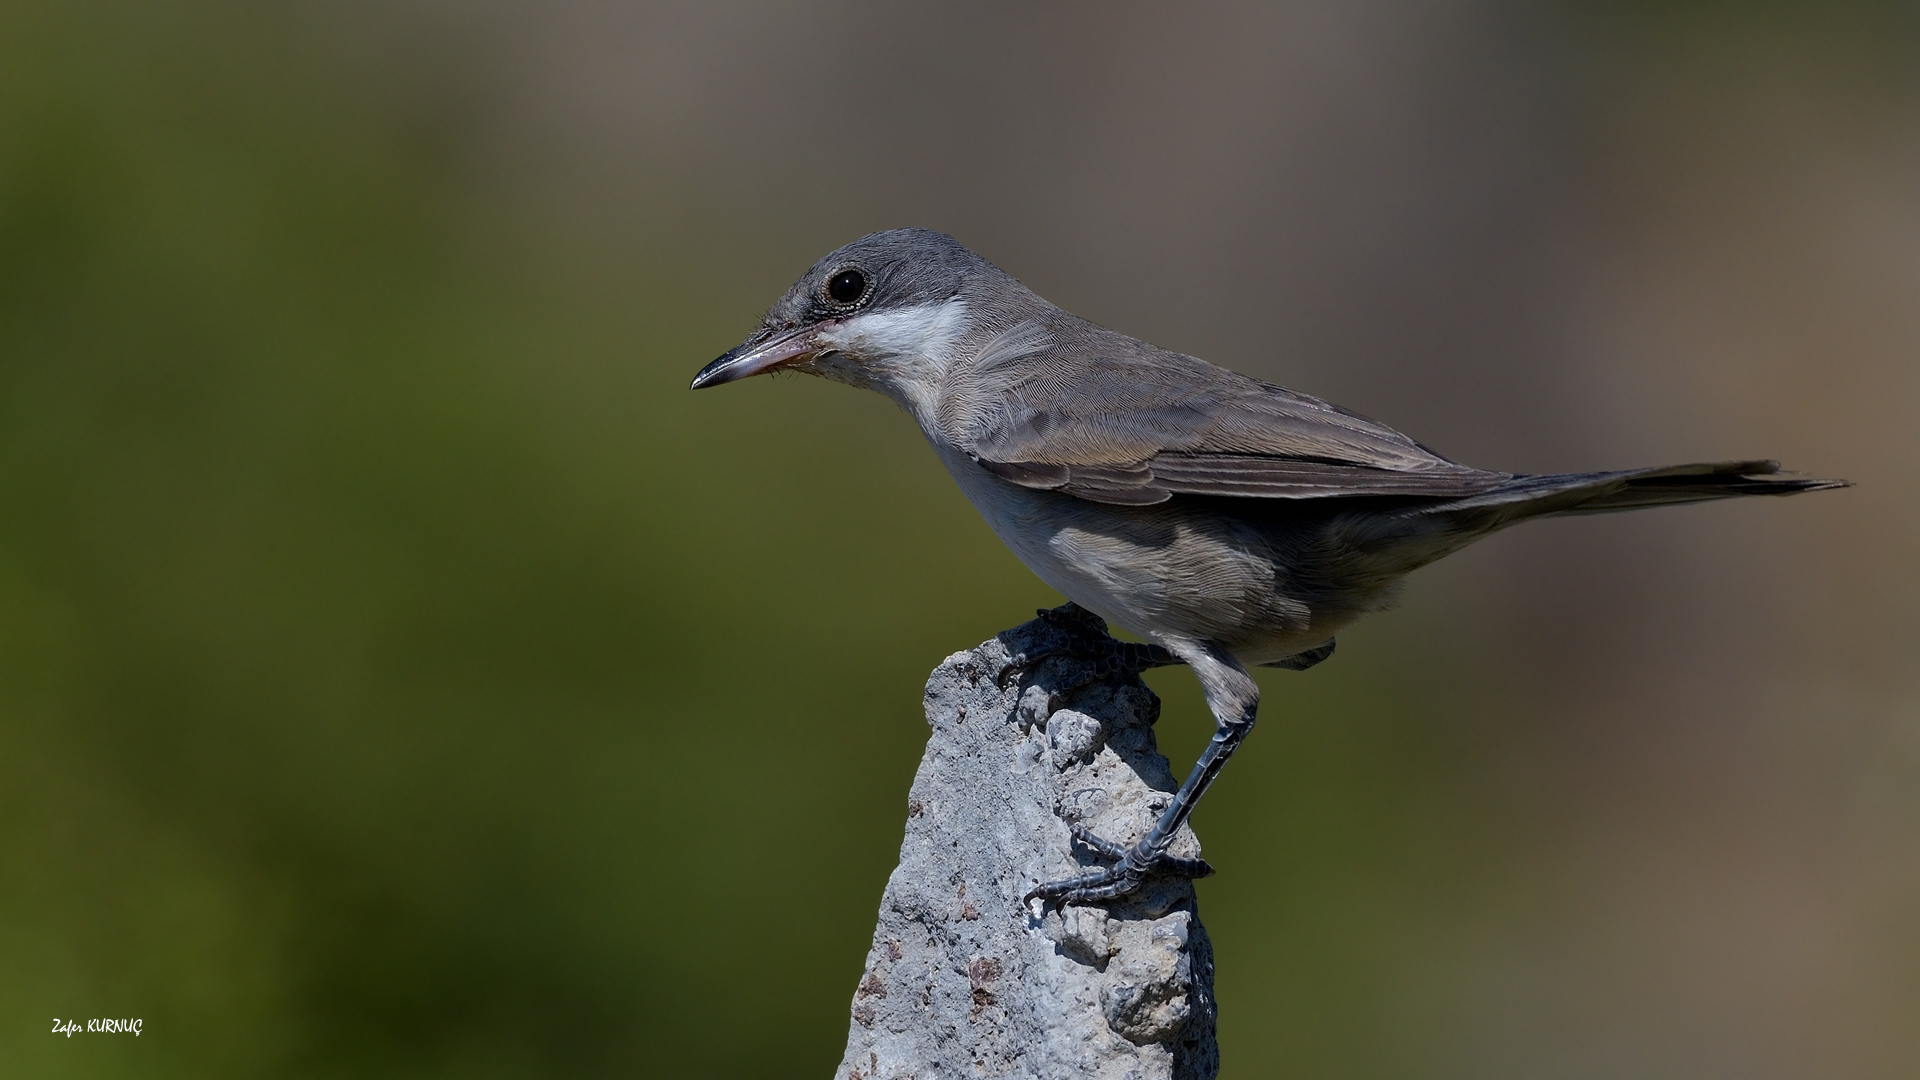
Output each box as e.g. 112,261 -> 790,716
691,227 -> 1847,908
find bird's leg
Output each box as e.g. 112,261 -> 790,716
994,602 -> 1181,692
1025,642 -> 1257,909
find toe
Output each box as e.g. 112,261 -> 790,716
1068,823 -> 1132,861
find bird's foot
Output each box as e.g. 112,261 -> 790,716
1024,824 -> 1214,909
995,603 -> 1180,691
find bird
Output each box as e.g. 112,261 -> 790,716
690,227 -> 1848,909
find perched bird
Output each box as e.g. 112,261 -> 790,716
691,227 -> 1847,908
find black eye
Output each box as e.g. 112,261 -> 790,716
827,268 -> 867,305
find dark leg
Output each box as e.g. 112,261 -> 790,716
1025,641 -> 1258,909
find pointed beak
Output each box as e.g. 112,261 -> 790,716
690,324 -> 821,390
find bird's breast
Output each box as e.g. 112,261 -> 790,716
932,446 -> 1325,658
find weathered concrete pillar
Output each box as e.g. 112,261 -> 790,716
836,609 -> 1218,1080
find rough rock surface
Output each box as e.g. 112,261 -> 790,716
835,610 -> 1218,1080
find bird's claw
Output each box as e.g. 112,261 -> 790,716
1024,823 -> 1214,909
994,651 -> 1041,691
994,603 -> 1179,690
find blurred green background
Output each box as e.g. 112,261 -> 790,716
3,1 -> 1915,1076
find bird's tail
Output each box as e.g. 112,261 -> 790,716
1424,459 -> 1849,531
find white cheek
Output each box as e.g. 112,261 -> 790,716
820,299 -> 968,364
816,299 -> 968,422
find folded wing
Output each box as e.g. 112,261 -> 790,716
958,325 -> 1510,506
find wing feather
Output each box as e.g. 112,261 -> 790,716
953,321 -> 1509,505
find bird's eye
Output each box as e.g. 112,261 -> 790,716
827,268 -> 867,305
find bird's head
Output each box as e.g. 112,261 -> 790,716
691,228 -> 990,401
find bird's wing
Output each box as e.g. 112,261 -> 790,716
957,327 -> 1510,506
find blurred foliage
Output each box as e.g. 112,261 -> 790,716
0,2 -> 1023,1074
1,2 -> 1907,1078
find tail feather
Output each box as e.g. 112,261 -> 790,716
1426,459 -> 1849,527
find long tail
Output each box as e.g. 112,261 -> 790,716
1425,459 -> 1850,530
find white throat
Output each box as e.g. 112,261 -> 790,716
811,298 -> 969,425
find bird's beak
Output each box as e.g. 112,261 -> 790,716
690,323 -> 821,389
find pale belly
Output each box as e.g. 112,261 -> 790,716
937,447 -> 1355,664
